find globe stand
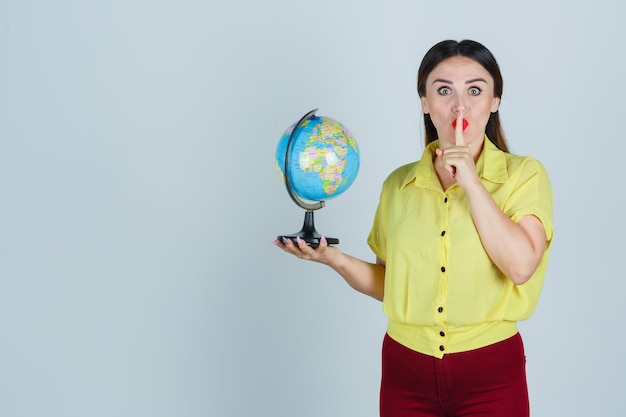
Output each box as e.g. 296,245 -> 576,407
278,210 -> 339,248
277,108 -> 340,248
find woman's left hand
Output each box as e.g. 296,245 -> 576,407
436,111 -> 479,189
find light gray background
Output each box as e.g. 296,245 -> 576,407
1,0 -> 624,416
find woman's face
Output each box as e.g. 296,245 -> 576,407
420,56 -> 500,148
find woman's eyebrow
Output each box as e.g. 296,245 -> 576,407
431,77 -> 488,85
466,78 -> 488,84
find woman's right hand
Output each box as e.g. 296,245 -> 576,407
272,236 -> 342,267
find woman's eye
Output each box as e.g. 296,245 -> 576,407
468,87 -> 482,96
437,87 -> 452,95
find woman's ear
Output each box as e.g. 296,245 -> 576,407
420,96 -> 429,114
491,97 -> 501,113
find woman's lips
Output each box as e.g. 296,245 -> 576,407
452,118 -> 469,130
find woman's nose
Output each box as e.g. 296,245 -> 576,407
453,94 -> 467,113
453,101 -> 466,114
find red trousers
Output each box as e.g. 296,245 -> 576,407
380,332 -> 529,417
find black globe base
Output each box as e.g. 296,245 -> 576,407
277,210 -> 339,248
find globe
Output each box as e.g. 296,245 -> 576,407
275,109 -> 360,246
275,113 -> 360,202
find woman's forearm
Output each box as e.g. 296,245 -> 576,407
465,182 -> 546,285
329,253 -> 385,301
275,236 -> 385,301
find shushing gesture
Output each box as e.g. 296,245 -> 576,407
435,110 -> 478,189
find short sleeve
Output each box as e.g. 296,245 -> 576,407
505,158 -> 554,246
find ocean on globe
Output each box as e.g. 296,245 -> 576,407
275,115 -> 359,202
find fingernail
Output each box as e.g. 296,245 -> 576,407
271,240 -> 279,246
282,237 -> 290,244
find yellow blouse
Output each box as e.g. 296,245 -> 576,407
367,138 -> 554,358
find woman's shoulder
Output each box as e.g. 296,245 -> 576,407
387,160 -> 418,177
501,151 -> 552,187
382,160 -> 420,186
504,151 -> 549,174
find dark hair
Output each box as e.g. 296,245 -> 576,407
417,39 -> 509,152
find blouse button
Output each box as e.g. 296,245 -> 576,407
440,266 -> 446,273
444,197 -> 448,203
440,331 -> 445,337
441,231 -> 446,236
439,345 -> 445,351
438,307 -> 444,313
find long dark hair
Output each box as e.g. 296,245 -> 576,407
417,39 -> 509,152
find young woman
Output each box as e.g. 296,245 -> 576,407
273,39 -> 554,417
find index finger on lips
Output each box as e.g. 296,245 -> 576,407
455,110 -> 465,146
